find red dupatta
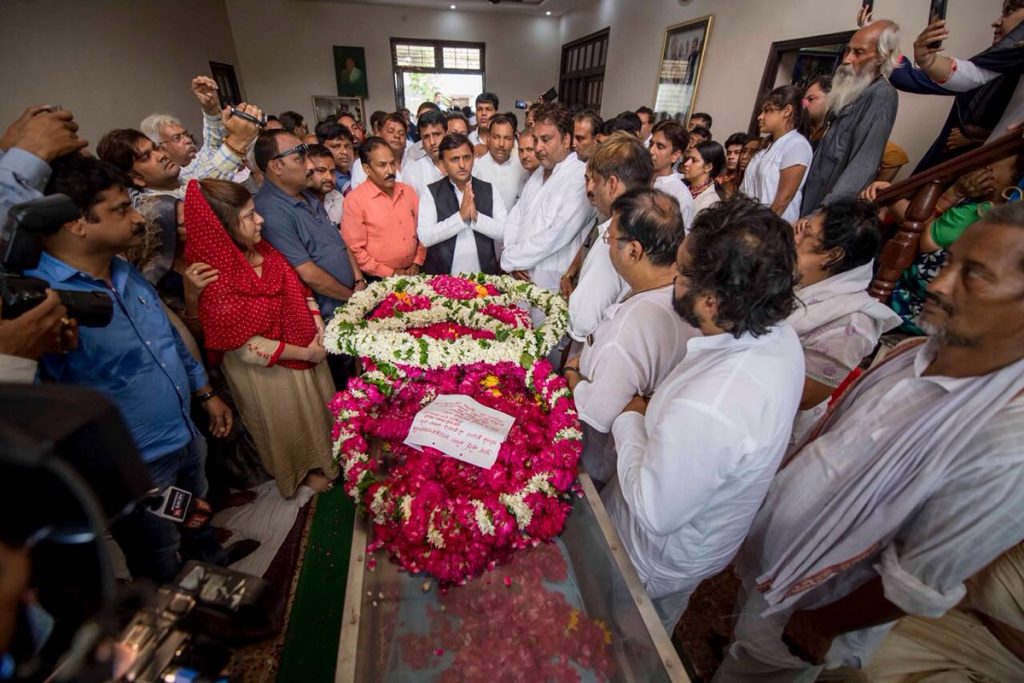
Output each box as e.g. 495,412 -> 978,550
183,180 -> 318,370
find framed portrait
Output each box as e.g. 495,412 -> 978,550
311,95 -> 365,126
333,46 -> 369,98
652,16 -> 713,125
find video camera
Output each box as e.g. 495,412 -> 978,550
0,385 -> 274,682
0,195 -> 113,326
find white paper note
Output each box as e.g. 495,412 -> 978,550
404,394 -> 515,470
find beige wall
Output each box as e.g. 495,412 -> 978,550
0,0 -> 242,146
560,0 -> 1005,174
224,0 -> 561,126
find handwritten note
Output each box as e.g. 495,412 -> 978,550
404,394 -> 515,470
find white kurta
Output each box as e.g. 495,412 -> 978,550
575,285 -> 699,482
472,152 -> 529,211
653,172 -> 695,231
739,129 -> 813,224
499,154 -> 595,292
567,218 -> 628,342
692,183 -> 720,218
416,179 -> 507,274
604,324 -> 805,631
720,341 -> 1024,680
403,155 -> 445,199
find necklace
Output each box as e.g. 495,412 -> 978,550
689,178 -> 713,198
622,279 -> 674,303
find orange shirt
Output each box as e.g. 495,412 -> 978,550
341,181 -> 425,277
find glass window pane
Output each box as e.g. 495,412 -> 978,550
394,44 -> 435,68
442,46 -> 481,70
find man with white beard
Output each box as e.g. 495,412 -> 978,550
801,20 -> 899,214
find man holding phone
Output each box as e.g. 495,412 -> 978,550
912,0 -> 1024,146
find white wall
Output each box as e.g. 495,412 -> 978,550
559,0 -> 1004,172
224,0 -> 561,125
0,0 -> 242,146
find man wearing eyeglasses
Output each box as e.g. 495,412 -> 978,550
139,76 -> 258,185
253,130 -> 356,323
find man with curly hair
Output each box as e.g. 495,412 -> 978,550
602,197 -> 805,635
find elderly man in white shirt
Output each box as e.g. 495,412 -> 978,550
648,119 -> 695,229
788,198 -> 901,445
472,113 -> 528,211
715,205 -> 1024,682
565,132 -> 655,344
418,133 -> 506,275
563,188 -> 698,484
403,110 -> 448,198
603,197 -> 805,635
500,104 -> 596,292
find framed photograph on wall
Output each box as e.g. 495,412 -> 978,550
652,16 -> 713,125
333,46 -> 369,98
311,96 -> 365,126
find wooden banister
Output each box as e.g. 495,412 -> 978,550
869,129 -> 1024,302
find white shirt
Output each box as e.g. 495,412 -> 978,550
500,154 -> 595,292
576,285 -> 700,481
567,218 -> 629,342
739,129 -> 813,224
653,172 -> 695,231
604,324 -> 804,610
733,341 -> 1024,671
472,152 -> 529,211
403,155 -> 445,199
692,183 -> 720,218
945,58 -> 1024,143
323,189 -> 344,225
350,157 -> 406,190
417,179 -> 507,274
469,129 -> 481,146
0,353 -> 37,383
405,139 -> 427,163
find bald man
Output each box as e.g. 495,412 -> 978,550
801,20 -> 899,213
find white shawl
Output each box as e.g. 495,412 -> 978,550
788,261 -> 902,336
753,339 -> 1024,611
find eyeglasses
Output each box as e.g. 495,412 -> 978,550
601,231 -> 630,245
271,143 -> 308,162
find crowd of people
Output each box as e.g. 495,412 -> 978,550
1,2 -> 1024,680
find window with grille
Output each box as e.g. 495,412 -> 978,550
391,39 -> 486,111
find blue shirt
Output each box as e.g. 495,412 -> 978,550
254,180 -> 354,319
334,169 -> 352,195
0,147 -> 50,227
26,253 -> 207,463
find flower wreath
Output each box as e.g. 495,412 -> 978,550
330,358 -> 583,585
324,274 -> 568,369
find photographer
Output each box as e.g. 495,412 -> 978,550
24,153 -> 251,583
0,289 -> 78,382
0,104 -> 88,225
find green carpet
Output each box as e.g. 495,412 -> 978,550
276,487 -> 356,682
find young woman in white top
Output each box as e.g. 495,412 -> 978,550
740,85 -> 813,224
682,140 -> 724,219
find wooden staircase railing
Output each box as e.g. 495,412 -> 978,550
869,129 -> 1024,302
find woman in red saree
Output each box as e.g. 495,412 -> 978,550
184,179 -> 337,496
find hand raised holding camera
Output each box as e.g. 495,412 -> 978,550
222,103 -> 265,152
191,76 -> 222,116
3,107 -> 87,162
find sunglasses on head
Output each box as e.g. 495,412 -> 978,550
271,143 -> 308,161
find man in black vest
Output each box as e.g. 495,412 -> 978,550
416,133 -> 507,275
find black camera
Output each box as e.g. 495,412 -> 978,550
0,195 -> 113,327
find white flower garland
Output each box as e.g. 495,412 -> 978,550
324,274 -> 568,368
